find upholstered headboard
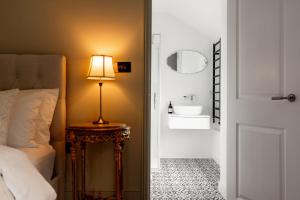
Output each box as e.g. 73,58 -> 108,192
0,54 -> 66,200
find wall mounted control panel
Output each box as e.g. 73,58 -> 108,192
117,62 -> 131,73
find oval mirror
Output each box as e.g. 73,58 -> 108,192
167,50 -> 208,74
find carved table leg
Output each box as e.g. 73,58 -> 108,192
120,141 -> 124,199
70,131 -> 78,200
81,142 -> 86,200
114,137 -> 124,200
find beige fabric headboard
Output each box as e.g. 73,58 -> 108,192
0,54 -> 66,200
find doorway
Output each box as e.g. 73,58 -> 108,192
148,0 -> 227,199
145,0 -> 300,200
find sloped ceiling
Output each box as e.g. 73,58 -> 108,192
153,0 -> 222,41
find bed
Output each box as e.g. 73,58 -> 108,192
18,144 -> 56,182
0,54 -> 66,200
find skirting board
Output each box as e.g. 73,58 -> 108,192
218,181 -> 227,199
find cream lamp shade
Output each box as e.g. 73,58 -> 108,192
87,55 -> 116,80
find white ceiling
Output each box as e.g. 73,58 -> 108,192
152,0 -> 222,40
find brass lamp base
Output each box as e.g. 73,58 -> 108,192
93,116 -> 109,124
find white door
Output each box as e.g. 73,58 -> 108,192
151,33 -> 161,169
227,0 -> 300,199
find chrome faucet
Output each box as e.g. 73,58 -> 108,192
183,94 -> 196,102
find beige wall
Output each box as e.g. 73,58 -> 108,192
0,0 -> 145,199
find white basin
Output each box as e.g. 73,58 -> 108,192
173,105 -> 203,115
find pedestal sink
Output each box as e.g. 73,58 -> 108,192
173,105 -> 203,115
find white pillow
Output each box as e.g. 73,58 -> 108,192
0,89 -> 19,145
20,89 -> 59,145
7,92 -> 42,148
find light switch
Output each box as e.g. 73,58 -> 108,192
117,62 -> 131,73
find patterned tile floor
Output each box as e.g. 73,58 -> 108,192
151,159 -> 225,200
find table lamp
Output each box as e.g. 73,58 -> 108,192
87,55 -> 116,124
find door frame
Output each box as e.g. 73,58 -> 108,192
227,0 -> 236,199
142,0 -> 228,199
142,0 -> 151,199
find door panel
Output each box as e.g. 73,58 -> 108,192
151,33 -> 161,169
237,125 -> 284,200
238,0 -> 283,99
228,0 -> 300,199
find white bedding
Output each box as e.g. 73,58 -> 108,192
17,145 -> 55,182
0,176 -> 14,200
0,145 -> 56,200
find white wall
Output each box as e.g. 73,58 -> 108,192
153,0 -> 222,41
152,13 -> 220,161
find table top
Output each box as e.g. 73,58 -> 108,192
67,122 -> 130,132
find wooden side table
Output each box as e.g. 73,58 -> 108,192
66,123 -> 130,200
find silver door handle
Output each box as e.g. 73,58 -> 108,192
271,94 -> 296,102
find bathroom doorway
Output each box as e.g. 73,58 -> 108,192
149,0 -> 226,199
145,0 -> 300,199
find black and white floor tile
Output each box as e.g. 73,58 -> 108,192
151,159 -> 225,200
